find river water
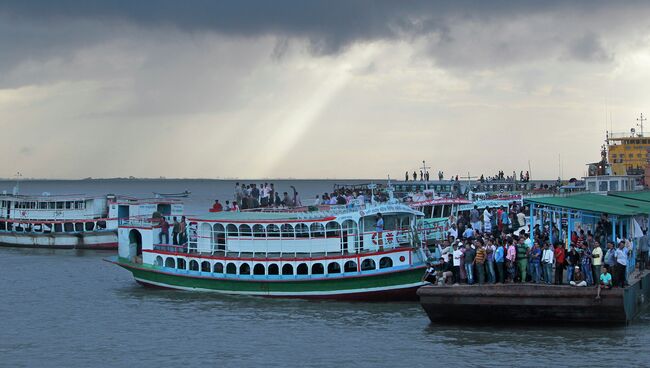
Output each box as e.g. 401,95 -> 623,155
1,180 -> 649,367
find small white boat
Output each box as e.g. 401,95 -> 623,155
153,190 -> 191,198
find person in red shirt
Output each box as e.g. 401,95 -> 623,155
553,242 -> 566,285
211,200 -> 223,212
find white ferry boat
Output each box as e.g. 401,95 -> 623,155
110,198 -> 429,300
0,193 -> 183,250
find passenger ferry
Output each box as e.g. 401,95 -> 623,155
110,198 -> 429,300
0,193 -> 183,250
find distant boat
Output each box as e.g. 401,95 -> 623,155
153,190 -> 191,198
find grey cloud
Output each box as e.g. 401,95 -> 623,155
0,0 -> 649,88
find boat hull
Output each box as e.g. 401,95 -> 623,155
113,258 -> 426,300
0,231 -> 118,250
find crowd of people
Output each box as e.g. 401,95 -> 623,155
404,169 -> 531,183
209,182 -> 304,212
424,205 -> 646,290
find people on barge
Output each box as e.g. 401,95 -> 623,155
426,204 -> 641,289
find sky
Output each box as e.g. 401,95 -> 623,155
1,1 -> 650,180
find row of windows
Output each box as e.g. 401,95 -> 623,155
2,200 -> 87,210
155,256 -> 395,275
0,220 -> 107,233
196,217 -> 412,241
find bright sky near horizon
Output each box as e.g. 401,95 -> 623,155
1,1 -> 650,180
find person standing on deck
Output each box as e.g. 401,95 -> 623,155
554,242 -> 566,285
172,217 -> 180,245
591,241 -> 603,284
604,241 -> 616,270
529,242 -> 542,283
485,239 -> 496,283
580,242 -> 593,286
474,240 -> 487,284
375,213 -> 384,249
464,243 -> 476,285
159,217 -> 170,244
483,206 -> 493,234
470,206 -> 480,234
178,216 -> 187,245
541,243 -> 554,284
613,241 -> 628,287
506,239 -> 516,282
413,171 -> 417,181
639,229 -> 649,272
452,242 -> 462,284
515,237 -> 529,283
495,240 -> 505,283
405,171 -> 409,181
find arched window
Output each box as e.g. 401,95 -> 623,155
310,223 -> 325,238
226,224 -> 238,238
201,261 -> 211,272
268,264 -> 279,275
177,258 -> 186,270
64,222 -> 74,232
295,223 -> 309,238
297,263 -> 308,275
327,262 -> 341,274
189,260 -> 199,271
154,256 -> 163,266
226,263 -> 237,274
85,222 -> 95,231
240,263 -> 251,275
165,257 -> 175,268
379,257 -> 393,269
266,224 -> 280,238
74,222 -> 84,232
325,221 -> 340,238
281,223 -> 294,238
253,264 -> 266,275
344,260 -> 357,273
239,224 -> 252,237
361,259 -> 376,271
311,263 -> 324,275
213,262 -> 224,273
281,264 -> 294,275
253,224 -> 265,238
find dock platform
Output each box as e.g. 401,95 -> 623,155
418,271 -> 650,325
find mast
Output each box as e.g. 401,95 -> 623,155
637,113 -> 647,136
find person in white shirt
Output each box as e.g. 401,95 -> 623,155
517,210 -> 527,229
447,224 -> 458,240
541,243 -> 554,284
483,207 -> 493,234
452,242 -> 463,284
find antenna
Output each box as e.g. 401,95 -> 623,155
13,172 -> 22,195
637,113 -> 646,136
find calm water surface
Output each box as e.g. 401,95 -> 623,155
1,180 -> 649,367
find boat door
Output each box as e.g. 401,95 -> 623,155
341,220 -> 358,253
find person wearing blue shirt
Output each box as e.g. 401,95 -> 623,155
495,242 -> 505,283
463,224 -> 475,240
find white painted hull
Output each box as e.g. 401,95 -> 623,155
0,231 -> 117,250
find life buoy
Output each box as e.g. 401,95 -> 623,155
372,232 -> 379,245
385,232 -> 394,244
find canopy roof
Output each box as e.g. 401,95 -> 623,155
525,193 -> 650,216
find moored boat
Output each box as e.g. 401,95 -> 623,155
0,193 -> 183,250
109,197 -> 429,300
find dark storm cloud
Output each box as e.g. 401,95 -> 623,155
1,0 -> 646,54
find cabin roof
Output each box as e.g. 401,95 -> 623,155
525,193 -> 650,216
